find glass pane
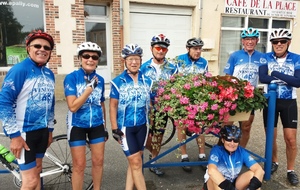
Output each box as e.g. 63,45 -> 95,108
219,30 -> 242,74
222,16 -> 244,27
249,18 -> 268,29
272,20 -> 290,28
256,31 -> 267,53
0,0 -> 43,67
85,22 -> 107,66
84,5 -> 106,17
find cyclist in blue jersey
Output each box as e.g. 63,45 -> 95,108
0,30 -> 56,190
223,27 -> 264,148
110,44 -> 152,190
140,34 -> 177,176
64,42 -> 108,190
203,125 -> 264,190
176,38 -> 208,172
259,28 -> 300,186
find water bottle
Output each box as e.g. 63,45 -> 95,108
0,144 -> 15,163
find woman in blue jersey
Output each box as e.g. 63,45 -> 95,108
64,42 -> 108,190
0,30 -> 56,190
203,125 -> 264,190
110,44 -> 152,190
259,28 -> 300,186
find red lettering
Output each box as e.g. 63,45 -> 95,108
263,0 -> 272,9
226,0 -> 247,6
251,0 -> 260,8
275,1 -> 296,10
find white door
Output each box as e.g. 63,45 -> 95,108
84,5 -> 111,83
130,3 -> 192,61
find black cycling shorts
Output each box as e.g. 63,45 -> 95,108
68,124 -> 106,147
263,99 -> 298,129
18,128 -> 49,171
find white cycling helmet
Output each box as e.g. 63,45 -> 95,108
151,34 -> 170,47
121,44 -> 143,58
77,42 -> 102,57
270,28 -> 292,41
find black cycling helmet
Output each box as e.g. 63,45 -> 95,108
219,125 -> 242,140
186,37 -> 204,48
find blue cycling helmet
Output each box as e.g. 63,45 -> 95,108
241,27 -> 260,38
220,125 -> 242,140
121,44 -> 143,58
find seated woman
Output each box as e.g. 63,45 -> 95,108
203,125 -> 264,190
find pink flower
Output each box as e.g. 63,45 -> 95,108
180,96 -> 189,104
183,83 -> 191,90
207,114 -> 214,120
163,94 -> 171,100
211,104 -> 219,111
171,88 -> 176,94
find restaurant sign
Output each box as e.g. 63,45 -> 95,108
224,0 -> 298,18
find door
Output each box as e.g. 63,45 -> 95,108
84,5 -> 111,83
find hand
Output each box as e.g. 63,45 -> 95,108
270,79 -> 286,85
218,179 -> 236,190
10,136 -> 30,159
104,128 -> 109,141
86,76 -> 98,90
112,129 -> 124,143
247,176 -> 262,190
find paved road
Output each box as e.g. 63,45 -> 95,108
1,99 -> 299,189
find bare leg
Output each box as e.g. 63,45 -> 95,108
126,151 -> 146,190
284,128 -> 297,170
239,115 -> 254,148
71,146 -> 86,190
20,158 -> 41,190
90,142 -> 105,190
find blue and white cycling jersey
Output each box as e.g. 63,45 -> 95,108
0,57 -> 55,138
110,70 -> 152,129
262,52 -> 300,99
205,145 -> 257,183
64,68 -> 105,128
224,49 -> 263,87
176,53 -> 208,74
140,58 -> 177,102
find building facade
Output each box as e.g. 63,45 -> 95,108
0,0 -> 299,100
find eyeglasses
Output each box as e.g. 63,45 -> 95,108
224,137 -> 239,143
126,58 -> 141,63
29,44 -> 52,51
81,54 -> 99,60
271,39 -> 288,45
154,46 -> 168,52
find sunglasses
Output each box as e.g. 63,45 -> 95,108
30,44 -> 52,51
81,54 -> 99,61
224,137 -> 239,143
271,39 -> 288,45
154,46 -> 168,52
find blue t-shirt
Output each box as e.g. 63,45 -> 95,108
224,49 -> 264,87
110,70 -> 153,129
176,53 -> 208,74
259,52 -> 300,99
206,145 -> 257,182
0,57 -> 55,138
64,68 -> 105,128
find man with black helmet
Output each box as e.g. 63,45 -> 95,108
259,28 -> 300,186
202,125 -> 264,190
0,30 -> 56,190
176,37 -> 208,172
140,34 -> 177,176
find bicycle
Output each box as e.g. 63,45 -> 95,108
0,133 -> 93,190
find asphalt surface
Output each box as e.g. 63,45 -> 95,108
1,98 -> 300,190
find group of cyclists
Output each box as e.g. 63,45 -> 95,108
0,26 -> 299,190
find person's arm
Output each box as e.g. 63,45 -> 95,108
271,69 -> 300,87
259,64 -> 275,84
207,164 -> 226,185
109,98 -> 118,131
249,163 -> 265,181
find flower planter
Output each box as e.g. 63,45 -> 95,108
228,111 -> 251,122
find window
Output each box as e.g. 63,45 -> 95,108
219,16 -> 292,74
0,0 -> 44,67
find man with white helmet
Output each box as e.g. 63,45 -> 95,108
140,34 -> 177,176
259,28 -> 300,186
176,37 -> 208,172
110,44 -> 152,189
64,41 -> 108,189
223,27 -> 264,148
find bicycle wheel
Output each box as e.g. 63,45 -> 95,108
42,134 -> 93,190
160,118 -> 176,147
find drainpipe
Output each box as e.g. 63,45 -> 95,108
199,0 -> 203,36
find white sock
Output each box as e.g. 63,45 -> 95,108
181,154 -> 188,159
199,154 -> 206,158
